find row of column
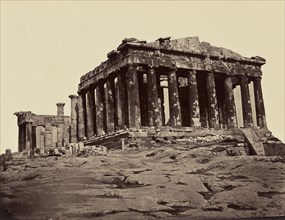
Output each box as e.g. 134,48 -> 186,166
76,65 -> 267,140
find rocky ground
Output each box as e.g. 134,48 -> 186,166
1,143 -> 285,220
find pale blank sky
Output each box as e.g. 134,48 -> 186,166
1,1 -> 284,153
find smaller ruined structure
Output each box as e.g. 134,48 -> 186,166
14,103 -> 71,152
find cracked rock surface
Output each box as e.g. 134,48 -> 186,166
1,145 -> 284,219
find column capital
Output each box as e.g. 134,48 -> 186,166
189,69 -> 197,74
127,63 -> 138,70
168,64 -> 177,72
253,76 -> 262,81
56,102 -> 65,107
206,71 -> 214,76
144,64 -> 154,71
69,94 -> 79,99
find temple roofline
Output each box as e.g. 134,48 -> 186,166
78,37 -> 266,92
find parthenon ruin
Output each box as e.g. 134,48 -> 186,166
15,37 -> 283,155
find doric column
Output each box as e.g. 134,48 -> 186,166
25,122 -> 33,151
197,78 -> 209,128
85,89 -> 95,138
115,73 -> 125,130
224,76 -> 237,128
206,72 -> 219,128
126,64 -> 141,128
77,93 -> 85,140
69,95 -> 78,143
44,122 -> 52,148
56,103 -> 65,147
64,118 -> 70,146
39,127 -> 45,149
147,67 -> 161,127
57,124 -> 64,147
104,79 -> 115,133
95,85 -> 104,135
253,77 -> 267,128
168,67 -> 182,127
51,126 -> 57,147
35,126 -> 41,148
188,70 -> 201,127
18,125 -> 22,152
240,76 -> 253,127
21,125 -> 26,152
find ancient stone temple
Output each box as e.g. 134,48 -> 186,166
15,37 -> 284,155
76,37 -> 267,144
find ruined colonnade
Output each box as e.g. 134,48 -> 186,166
75,64 -> 267,140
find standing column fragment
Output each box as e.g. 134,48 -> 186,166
147,67 -> 161,127
253,77 -> 267,128
168,67 -> 182,127
240,76 -> 253,127
77,94 -> 85,140
69,95 -> 78,143
224,76 -> 237,128
188,70 -> 201,127
56,102 -> 65,147
206,72 -> 219,128
126,64 -> 141,128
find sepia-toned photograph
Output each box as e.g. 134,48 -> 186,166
1,1 -> 284,219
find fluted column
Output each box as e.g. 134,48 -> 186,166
240,76 -> 253,127
64,118 -> 70,146
224,76 -> 237,128
104,79 -> 115,133
253,77 -> 267,128
126,64 -> 141,128
188,70 -> 201,127
69,95 -> 78,143
206,72 -> 219,128
39,127 -> 45,149
85,90 -> 95,138
44,122 -> 52,148
147,67 -> 161,127
77,94 -> 85,140
25,122 -> 33,151
21,125 -> 26,152
115,73 -> 125,130
56,102 -> 65,147
168,67 -> 181,127
18,125 -> 22,152
95,85 -> 104,135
